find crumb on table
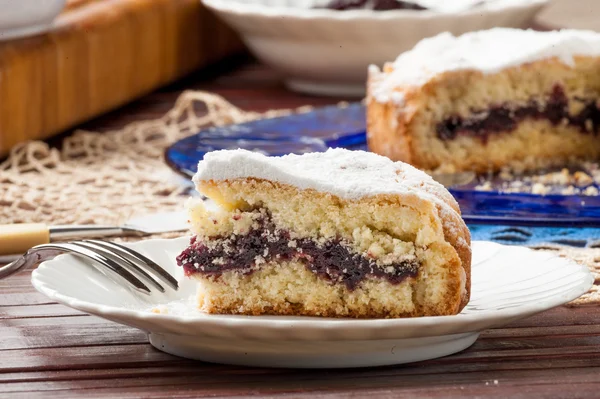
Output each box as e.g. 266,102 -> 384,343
151,305 -> 169,314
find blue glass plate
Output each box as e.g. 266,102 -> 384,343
165,103 -> 600,231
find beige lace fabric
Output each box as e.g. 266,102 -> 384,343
0,90 -> 597,306
0,91 -> 297,226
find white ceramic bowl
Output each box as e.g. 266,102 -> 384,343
202,0 -> 549,96
0,0 -> 66,41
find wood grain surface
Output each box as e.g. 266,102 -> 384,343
0,0 -> 244,156
2,266 -> 600,398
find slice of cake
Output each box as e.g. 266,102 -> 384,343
176,148 -> 471,318
367,28 -> 600,173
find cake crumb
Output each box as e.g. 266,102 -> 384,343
499,168 -> 514,181
473,163 -> 600,196
475,181 -> 493,191
151,305 -> 169,314
574,171 -> 593,187
531,183 -> 551,195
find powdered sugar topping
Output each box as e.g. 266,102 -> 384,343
371,28 -> 600,103
194,148 -> 459,212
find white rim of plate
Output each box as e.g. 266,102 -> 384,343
201,0 -> 550,21
30,238 -> 593,340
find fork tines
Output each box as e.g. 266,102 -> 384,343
63,240 -> 178,294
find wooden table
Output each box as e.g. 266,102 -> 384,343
3,57 -> 600,398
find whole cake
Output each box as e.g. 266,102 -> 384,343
367,28 -> 600,173
176,148 -> 471,318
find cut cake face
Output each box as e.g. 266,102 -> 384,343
177,148 -> 471,318
368,28 -> 600,173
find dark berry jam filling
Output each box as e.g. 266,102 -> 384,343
436,85 -> 600,143
176,215 -> 419,291
319,0 -> 426,11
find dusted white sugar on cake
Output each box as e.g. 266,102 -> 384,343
195,148 -> 458,204
178,149 -> 471,318
371,28 -> 600,103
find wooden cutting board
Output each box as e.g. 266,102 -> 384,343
0,0 -> 244,156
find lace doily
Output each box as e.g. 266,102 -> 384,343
0,90 -> 596,305
0,91 -> 291,226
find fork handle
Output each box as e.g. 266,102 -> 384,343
0,224 -> 50,256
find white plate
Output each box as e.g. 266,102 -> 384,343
201,0 -> 549,96
31,238 -> 592,368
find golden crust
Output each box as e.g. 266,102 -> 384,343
192,177 -> 471,318
367,92 -> 417,167
367,56 -> 600,173
366,96 -> 415,166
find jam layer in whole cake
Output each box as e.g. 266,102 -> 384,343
176,214 -> 420,291
320,0 -> 426,11
436,85 -> 600,142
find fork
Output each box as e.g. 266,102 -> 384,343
0,239 -> 179,294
